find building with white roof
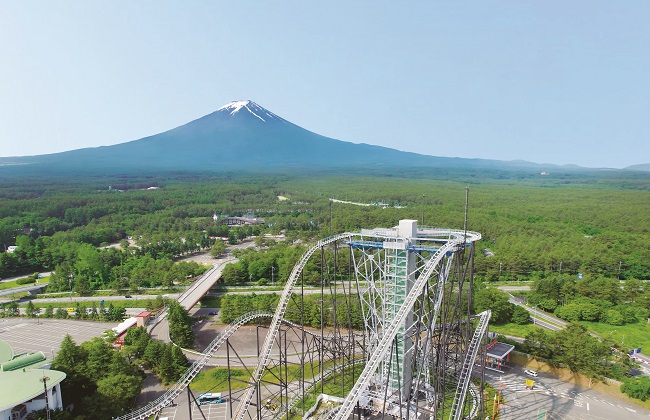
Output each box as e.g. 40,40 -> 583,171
0,339 -> 66,420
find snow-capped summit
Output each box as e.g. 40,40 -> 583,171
216,100 -> 287,123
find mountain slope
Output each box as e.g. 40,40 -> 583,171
0,100 -> 550,174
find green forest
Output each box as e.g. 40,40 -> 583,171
3,169 -> 650,411
1,172 -> 648,289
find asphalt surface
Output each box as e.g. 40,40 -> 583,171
0,317 -> 118,358
485,366 -> 650,419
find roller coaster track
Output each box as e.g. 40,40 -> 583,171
116,309 -> 271,420
120,306 -> 350,420
273,358 -> 366,419
322,239 -> 459,420
121,228 -> 481,420
321,229 -> 480,420
448,310 -> 491,420
233,233 -> 353,420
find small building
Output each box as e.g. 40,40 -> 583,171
112,317 -> 138,346
485,339 -> 515,372
136,311 -> 153,328
213,213 -> 265,226
0,339 -> 66,419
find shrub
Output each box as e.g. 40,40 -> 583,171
621,377 -> 650,401
16,277 -> 37,285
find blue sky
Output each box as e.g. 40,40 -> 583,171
1,2 -> 648,168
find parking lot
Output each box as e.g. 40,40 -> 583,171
157,399 -> 228,420
0,317 -> 118,358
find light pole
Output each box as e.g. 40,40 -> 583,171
68,274 -> 73,301
40,375 -> 51,420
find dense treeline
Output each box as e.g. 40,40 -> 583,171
522,323 -> 633,381
0,173 -> 649,286
52,334 -> 143,419
122,326 -> 189,385
219,292 -> 365,329
167,300 -> 195,347
526,274 -> 650,325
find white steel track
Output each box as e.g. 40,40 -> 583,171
233,233 -> 354,420
115,310 -> 270,420
324,238 -> 461,420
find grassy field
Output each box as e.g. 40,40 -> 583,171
0,276 -> 49,290
190,367 -> 250,393
30,298 -> 160,309
198,296 -> 222,308
579,321 -> 650,350
489,319 -> 650,353
488,322 -> 545,338
190,360 -> 333,395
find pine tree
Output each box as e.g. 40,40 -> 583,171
158,343 -> 175,384
83,337 -> 114,382
171,345 -> 189,379
53,335 -> 82,374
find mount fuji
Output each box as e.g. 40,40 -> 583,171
0,100 -> 531,175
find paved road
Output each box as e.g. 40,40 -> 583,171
0,283 -> 48,297
0,271 -> 51,284
178,257 -> 236,311
485,367 -> 650,419
498,285 -> 532,292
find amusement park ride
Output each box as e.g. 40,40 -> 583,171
118,219 -> 490,420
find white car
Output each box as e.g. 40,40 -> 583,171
524,369 -> 538,377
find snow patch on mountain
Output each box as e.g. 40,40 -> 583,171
217,100 -> 288,124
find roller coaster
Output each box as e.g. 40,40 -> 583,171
118,219 -> 489,420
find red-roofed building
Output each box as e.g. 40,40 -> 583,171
136,311 -> 153,327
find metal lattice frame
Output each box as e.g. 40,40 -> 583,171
227,221 -> 488,420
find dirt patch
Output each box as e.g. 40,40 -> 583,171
176,252 -> 215,266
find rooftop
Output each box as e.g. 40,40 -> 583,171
0,339 -> 66,411
0,339 -> 14,364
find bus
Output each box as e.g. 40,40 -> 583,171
197,393 -> 222,405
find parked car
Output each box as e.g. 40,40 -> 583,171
524,369 -> 538,377
197,393 -> 222,405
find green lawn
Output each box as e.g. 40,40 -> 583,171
30,298 -> 160,309
579,321 -> 650,350
190,367 -> 250,393
489,322 -> 545,338
0,276 -> 49,290
490,320 -> 650,353
198,296 -> 222,308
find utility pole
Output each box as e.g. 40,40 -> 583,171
69,274 -> 73,300
421,194 -> 425,225
329,199 -> 333,236
40,376 -> 51,420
